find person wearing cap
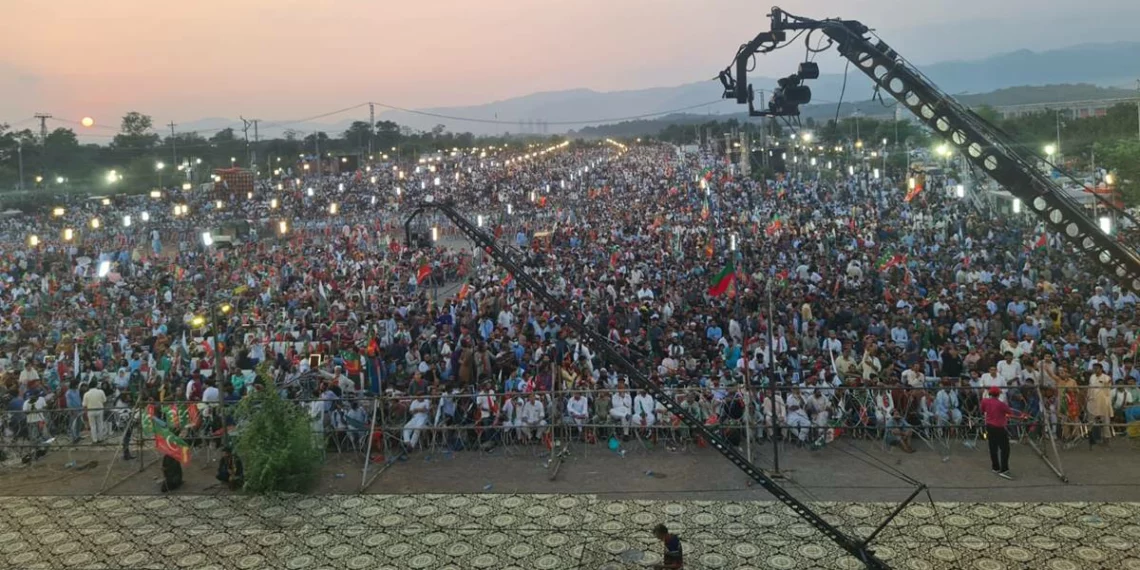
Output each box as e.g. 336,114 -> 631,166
980,386 -> 1014,479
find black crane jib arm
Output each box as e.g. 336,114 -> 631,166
737,6 -> 1140,293
407,200 -> 893,569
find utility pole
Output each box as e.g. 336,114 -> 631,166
368,103 -> 375,159
168,122 -> 178,167
1055,110 -> 1063,166
240,117 -> 252,168
16,138 -> 24,190
251,119 -> 260,173
314,133 -> 322,185
34,113 -> 51,144
34,113 -> 51,180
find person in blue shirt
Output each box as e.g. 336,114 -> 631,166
705,324 -> 722,343
653,524 -> 683,569
65,382 -> 84,442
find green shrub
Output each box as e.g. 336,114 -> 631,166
234,387 -> 322,493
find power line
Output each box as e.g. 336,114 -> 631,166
368,98 -> 731,126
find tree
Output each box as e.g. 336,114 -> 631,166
344,121 -> 373,148
1095,140 -> 1140,206
121,111 -> 153,136
973,105 -> 1002,125
233,377 -> 323,493
211,128 -> 237,143
303,131 -> 330,147
112,111 -> 160,149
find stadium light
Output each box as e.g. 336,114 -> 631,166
97,260 -> 111,278
90,218 -> 100,229
431,227 -> 439,242
63,228 -> 74,241
278,220 -> 288,235
52,207 -> 64,217
28,235 -> 39,247
122,215 -> 131,227
329,202 -> 338,215
1012,198 -> 1022,214
1105,173 -> 1115,185
956,184 -> 965,198
201,232 -> 213,247
141,211 -> 149,222
1099,216 -> 1112,235
873,168 -> 880,179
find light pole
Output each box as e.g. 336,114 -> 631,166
156,162 -> 165,188
17,139 -> 24,190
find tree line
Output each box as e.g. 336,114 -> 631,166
0,113 -> 563,198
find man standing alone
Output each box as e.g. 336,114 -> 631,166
980,386 -> 1013,480
82,383 -> 107,443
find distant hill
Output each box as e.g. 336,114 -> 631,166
168,42 -> 1140,139
372,42 -> 1140,135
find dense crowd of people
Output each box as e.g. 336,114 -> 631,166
3,138 -> 1139,468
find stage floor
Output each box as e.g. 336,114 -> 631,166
0,494 -> 1136,569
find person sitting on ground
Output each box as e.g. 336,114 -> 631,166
885,409 -> 915,453
216,447 -> 244,490
652,523 -> 683,569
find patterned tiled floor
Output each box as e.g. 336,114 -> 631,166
0,494 -> 1136,569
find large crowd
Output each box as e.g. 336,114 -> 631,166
3,138 -> 1139,466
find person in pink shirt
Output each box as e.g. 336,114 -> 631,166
980,386 -> 1015,479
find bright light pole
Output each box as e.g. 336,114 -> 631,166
156,161 -> 165,188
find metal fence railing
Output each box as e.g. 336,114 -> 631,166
4,385 -> 1135,491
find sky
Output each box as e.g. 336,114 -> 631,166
1,0 -> 1137,133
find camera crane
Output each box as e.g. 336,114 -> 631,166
405,200 -> 914,569
720,6 -> 1140,292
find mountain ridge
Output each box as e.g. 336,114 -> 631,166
170,42 -> 1140,138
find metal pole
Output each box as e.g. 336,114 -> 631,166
767,280 -> 780,475
169,122 -> 178,167
360,397 -> 379,490
17,139 -> 24,190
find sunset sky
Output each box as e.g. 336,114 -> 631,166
2,0 -> 1136,131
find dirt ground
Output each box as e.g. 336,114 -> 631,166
3,434 -> 1136,503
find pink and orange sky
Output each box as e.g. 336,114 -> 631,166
1,0 -> 1135,130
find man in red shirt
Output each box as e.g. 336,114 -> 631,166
980,386 -> 1013,479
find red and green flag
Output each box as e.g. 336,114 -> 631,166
1027,231 -> 1047,252
876,252 -> 906,272
707,260 -> 736,296
342,350 -> 362,375
765,215 -> 784,236
501,273 -> 513,286
775,269 -> 790,288
700,167 -> 714,181
456,283 -> 471,301
904,176 -> 924,203
143,405 -> 192,465
416,262 -> 432,284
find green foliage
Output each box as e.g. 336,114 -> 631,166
1095,139 -> 1140,206
234,386 -> 323,494
112,112 -> 160,149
